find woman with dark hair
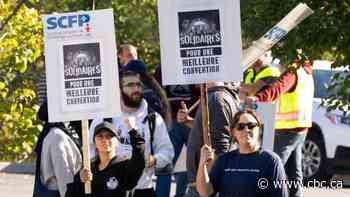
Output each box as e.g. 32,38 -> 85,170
196,109 -> 288,197
66,120 -> 145,197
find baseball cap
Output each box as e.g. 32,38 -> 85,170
93,121 -> 118,139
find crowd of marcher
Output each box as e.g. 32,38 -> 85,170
33,45 -> 314,197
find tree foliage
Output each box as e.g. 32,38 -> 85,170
111,0 -> 159,69
0,0 -> 43,161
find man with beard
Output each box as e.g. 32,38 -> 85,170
89,70 -> 174,197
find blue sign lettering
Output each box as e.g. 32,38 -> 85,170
46,14 -> 90,30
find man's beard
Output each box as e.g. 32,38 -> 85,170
122,91 -> 143,108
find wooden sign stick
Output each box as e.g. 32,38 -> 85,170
200,83 -> 211,146
81,120 -> 91,194
83,0 -> 96,193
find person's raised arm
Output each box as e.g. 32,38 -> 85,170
196,145 -> 215,197
122,117 -> 146,189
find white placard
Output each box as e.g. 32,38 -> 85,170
43,9 -> 120,122
253,102 -> 276,151
241,3 -> 314,70
173,145 -> 187,173
158,0 -> 242,85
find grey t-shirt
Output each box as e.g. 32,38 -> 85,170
40,127 -> 82,197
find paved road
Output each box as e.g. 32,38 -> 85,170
1,173 -> 350,197
0,173 -> 34,197
0,173 -> 176,197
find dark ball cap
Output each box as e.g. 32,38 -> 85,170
94,121 -> 118,139
124,60 -> 147,74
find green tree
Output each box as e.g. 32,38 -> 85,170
112,0 -> 159,69
241,0 -> 350,115
0,0 -> 43,161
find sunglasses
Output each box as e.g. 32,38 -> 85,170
235,122 -> 259,131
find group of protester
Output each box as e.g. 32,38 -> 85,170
33,44 -> 314,197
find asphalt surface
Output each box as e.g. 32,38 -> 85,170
1,172 -> 350,197
1,162 -> 350,197
0,173 -> 35,197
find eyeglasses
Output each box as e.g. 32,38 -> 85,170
235,122 -> 259,131
123,82 -> 143,88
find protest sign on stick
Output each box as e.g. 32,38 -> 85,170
241,3 -> 314,70
43,9 -> 120,194
158,0 -> 242,85
43,9 -> 120,122
158,0 -> 242,147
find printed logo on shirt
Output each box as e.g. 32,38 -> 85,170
224,168 -> 260,173
117,144 -> 132,160
106,176 -> 119,190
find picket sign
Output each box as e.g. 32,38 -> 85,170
241,3 -> 314,70
158,0 -> 242,147
43,9 -> 120,194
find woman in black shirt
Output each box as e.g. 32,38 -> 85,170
66,120 -> 145,197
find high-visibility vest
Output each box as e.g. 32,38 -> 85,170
275,65 -> 314,129
243,66 -> 280,85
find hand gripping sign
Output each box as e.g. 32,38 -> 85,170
241,3 -> 314,70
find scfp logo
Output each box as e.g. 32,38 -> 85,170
46,14 -> 90,30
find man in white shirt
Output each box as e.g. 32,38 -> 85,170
89,70 -> 174,196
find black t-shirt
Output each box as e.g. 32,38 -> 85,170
66,130 -> 145,197
209,149 -> 288,197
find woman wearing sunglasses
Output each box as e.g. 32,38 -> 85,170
196,109 -> 288,197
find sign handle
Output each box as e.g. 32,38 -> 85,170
82,119 -> 91,194
200,83 -> 211,146
83,0 -> 95,194
92,0 -> 96,10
